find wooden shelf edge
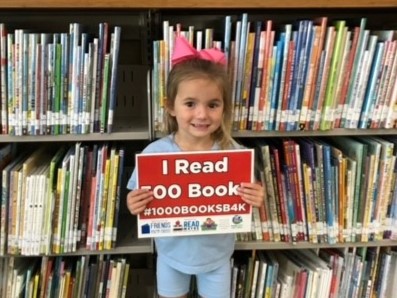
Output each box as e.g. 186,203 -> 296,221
235,239 -> 397,250
1,0 -> 396,9
156,129 -> 397,140
0,131 -> 150,143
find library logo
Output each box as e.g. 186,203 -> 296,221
183,220 -> 200,231
232,215 -> 243,224
201,218 -> 218,231
173,220 -> 183,231
141,224 -> 151,234
142,221 -> 172,235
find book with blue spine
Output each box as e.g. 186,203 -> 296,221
287,20 -> 313,131
107,26 -> 121,133
267,36 -> 284,131
319,140 -> 336,244
285,24 -> 303,131
274,24 -> 292,131
293,21 -> 314,131
350,33 -> 377,129
359,42 -> 385,128
249,30 -> 266,131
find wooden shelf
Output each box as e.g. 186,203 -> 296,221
1,0 -> 396,9
236,240 -> 397,250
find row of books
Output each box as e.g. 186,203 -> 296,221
0,255 -> 130,298
0,142 -> 125,256
0,22 -> 121,136
237,136 -> 397,244
230,247 -> 397,298
152,15 -> 397,132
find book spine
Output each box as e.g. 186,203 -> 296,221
320,21 -> 346,130
107,26 -> 121,133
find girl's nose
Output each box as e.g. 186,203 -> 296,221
196,105 -> 208,118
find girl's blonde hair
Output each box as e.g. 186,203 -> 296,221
163,58 -> 234,150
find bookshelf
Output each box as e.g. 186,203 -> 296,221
1,0 -> 396,8
0,0 -> 396,297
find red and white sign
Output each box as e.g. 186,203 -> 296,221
136,149 -> 254,237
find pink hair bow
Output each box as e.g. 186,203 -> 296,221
171,35 -> 227,66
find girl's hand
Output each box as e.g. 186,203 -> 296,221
126,189 -> 154,215
238,182 -> 264,208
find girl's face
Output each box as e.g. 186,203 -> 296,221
169,77 -> 224,144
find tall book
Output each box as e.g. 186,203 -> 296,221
319,20 -> 346,130
246,21 -> 263,131
0,24 -> 7,135
340,18 -> 368,128
286,20 -> 313,131
107,26 -> 121,133
301,17 -> 328,130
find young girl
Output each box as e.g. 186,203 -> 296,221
126,36 -> 264,298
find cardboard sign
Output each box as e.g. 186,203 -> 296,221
136,149 -> 254,237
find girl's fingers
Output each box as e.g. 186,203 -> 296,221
127,189 -> 154,215
238,183 -> 264,207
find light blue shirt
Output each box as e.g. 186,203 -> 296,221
127,134 -> 242,274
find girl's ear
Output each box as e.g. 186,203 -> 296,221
165,98 -> 176,116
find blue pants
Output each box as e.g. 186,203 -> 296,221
156,256 -> 231,298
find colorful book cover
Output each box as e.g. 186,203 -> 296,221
287,20 -> 313,131
350,34 -> 377,129
274,24 -> 292,131
257,20 -> 273,131
312,26 -> 336,131
267,36 -> 284,131
320,20 -> 346,130
303,17 -> 328,130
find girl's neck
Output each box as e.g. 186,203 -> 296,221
173,132 -> 214,151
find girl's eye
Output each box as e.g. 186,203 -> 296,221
209,102 -> 221,109
185,102 -> 195,107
